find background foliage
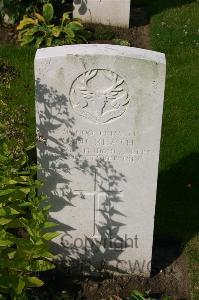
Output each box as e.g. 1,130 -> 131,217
0,100 -> 59,299
0,0 -> 73,24
17,3 -> 90,47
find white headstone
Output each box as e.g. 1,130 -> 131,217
35,44 -> 166,276
73,0 -> 131,28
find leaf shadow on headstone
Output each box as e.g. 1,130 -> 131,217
35,79 -> 138,275
74,0 -> 88,15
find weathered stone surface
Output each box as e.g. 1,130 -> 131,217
73,0 -> 131,28
35,44 -> 166,275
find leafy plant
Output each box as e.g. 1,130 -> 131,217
0,100 -> 59,299
17,2 -> 90,48
0,0 -> 47,24
129,290 -> 172,300
0,0 -> 40,24
0,0 -> 71,24
129,290 -> 148,300
112,38 -> 131,47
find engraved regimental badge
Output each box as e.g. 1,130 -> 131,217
70,69 -> 130,124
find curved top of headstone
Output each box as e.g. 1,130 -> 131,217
35,44 -> 166,65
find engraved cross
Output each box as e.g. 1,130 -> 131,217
73,168 -> 123,237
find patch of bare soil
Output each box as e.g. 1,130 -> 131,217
82,255 -> 189,299
0,22 -> 149,49
133,24 -> 150,49
80,238 -> 190,300
0,22 -> 149,50
0,24 -> 17,44
86,24 -> 149,50
0,7 -> 149,49
79,237 -> 189,299
85,6 -> 149,49
34,239 -> 190,300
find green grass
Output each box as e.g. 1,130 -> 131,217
0,46 -> 36,144
148,0 -> 199,298
0,0 -> 198,297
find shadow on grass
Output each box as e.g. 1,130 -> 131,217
151,153 -> 199,275
133,0 -> 196,14
131,0 -> 196,27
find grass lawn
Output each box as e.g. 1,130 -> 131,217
0,46 -> 36,144
0,0 -> 198,297
147,0 -> 199,298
